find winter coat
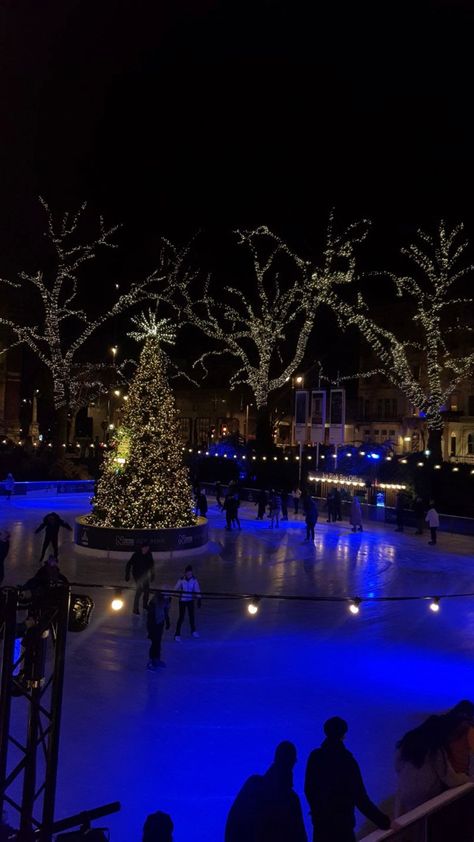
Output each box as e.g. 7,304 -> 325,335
305,499 -> 318,526
395,747 -> 471,815
425,508 -> 440,528
125,550 -> 155,583
174,575 -> 201,602
35,513 -> 72,537
197,492 -> 208,516
23,564 -> 69,595
225,764 -> 307,842
4,475 -> 14,492
147,594 -> 170,636
350,498 -> 363,527
225,494 -> 240,518
269,494 -> 281,514
305,740 -> 390,836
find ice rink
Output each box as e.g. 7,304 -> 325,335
2,492 -> 474,841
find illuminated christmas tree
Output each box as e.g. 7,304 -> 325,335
90,312 -> 195,529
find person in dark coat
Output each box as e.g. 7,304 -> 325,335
413,496 -> 424,535
326,490 -> 335,523
23,554 -> 69,594
304,717 -> 391,842
333,488 -> 342,521
196,489 -> 208,517
225,741 -> 308,842
146,590 -> 170,670
215,482 -> 224,510
224,493 -> 240,530
35,512 -> 72,562
280,490 -> 289,520
142,811 -> 174,841
125,543 -> 155,614
305,498 -> 318,542
255,489 -> 268,520
0,529 -> 10,584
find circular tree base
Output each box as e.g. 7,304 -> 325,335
74,516 -> 208,555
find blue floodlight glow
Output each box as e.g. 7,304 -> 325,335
369,452 -> 381,460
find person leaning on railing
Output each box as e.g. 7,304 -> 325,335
395,709 -> 474,815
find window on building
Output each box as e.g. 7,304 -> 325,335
295,392 -> 308,425
381,429 -> 387,440
389,429 -> 396,438
468,434 -> 474,455
450,395 -> 458,412
450,435 -> 456,456
374,429 -> 380,440
469,396 -> 474,416
364,429 -> 370,442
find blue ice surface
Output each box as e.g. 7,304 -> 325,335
1,494 -> 474,841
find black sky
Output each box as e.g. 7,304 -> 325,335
2,0 -> 474,256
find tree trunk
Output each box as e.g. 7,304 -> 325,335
255,405 -> 273,454
54,405 -> 69,449
427,427 -> 443,463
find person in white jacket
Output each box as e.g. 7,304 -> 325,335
425,502 -> 440,545
174,565 -> 201,641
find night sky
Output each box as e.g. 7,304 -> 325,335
2,0 -> 474,379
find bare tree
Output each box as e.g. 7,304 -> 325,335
164,214 -> 369,450
318,221 -> 474,460
0,199 -> 169,443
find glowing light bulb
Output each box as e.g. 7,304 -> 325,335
111,591 -> 124,611
429,598 -> 440,613
348,598 -> 361,615
247,597 -> 260,616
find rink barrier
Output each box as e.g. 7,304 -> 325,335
0,479 -> 94,495
359,782 -> 474,840
74,515 -> 208,552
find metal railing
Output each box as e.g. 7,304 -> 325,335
359,782 -> 474,841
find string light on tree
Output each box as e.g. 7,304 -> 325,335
89,314 -> 195,530
317,221 -> 474,461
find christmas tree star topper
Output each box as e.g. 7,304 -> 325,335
128,310 -> 176,344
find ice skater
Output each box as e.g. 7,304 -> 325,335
413,496 -> 425,535
269,490 -> 281,528
35,512 -> 72,562
304,497 -> 318,542
255,488 -> 268,520
174,565 -> 201,641
426,501 -> 440,545
293,487 -> 302,515
326,490 -> 335,523
146,590 -> 170,670
395,491 -> 405,532
4,473 -> 14,501
350,496 -> 363,532
196,488 -> 208,517
125,542 -> 155,614
281,489 -> 289,520
142,811 -> 174,842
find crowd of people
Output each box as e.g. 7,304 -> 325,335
135,700 -> 474,840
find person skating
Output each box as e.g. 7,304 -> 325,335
225,741 -> 307,842
293,487 -> 302,515
35,512 -> 72,562
426,501 -> 440,545
4,473 -> 14,501
146,590 -> 170,670
268,490 -> 281,528
305,497 -> 318,542
0,529 -> 10,584
326,490 -> 335,523
350,496 -> 363,532
215,481 -> 224,510
255,488 -> 268,520
224,492 -> 240,530
304,717 -> 391,842
125,542 -> 155,614
196,488 -> 208,517
280,489 -> 289,521
174,565 -> 201,641
413,496 -> 425,534
333,487 -> 342,521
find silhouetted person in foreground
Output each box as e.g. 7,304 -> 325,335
225,741 -> 307,842
305,717 -> 390,842
35,512 -> 72,561
142,810 -> 174,841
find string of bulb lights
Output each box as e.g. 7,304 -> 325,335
66,582 -> 469,618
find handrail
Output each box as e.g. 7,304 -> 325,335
359,782 -> 474,840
